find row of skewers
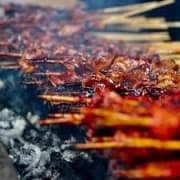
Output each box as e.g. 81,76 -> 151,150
40,88 -> 180,178
0,1 -> 180,178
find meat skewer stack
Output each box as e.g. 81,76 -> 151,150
40,88 -> 180,178
0,1 -> 180,179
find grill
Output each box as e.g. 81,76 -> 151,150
0,1 -> 179,179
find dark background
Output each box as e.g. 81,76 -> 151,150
83,0 -> 180,40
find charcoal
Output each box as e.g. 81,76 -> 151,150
0,69 -> 107,179
0,142 -> 18,180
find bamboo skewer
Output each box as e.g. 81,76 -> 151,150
22,81 -> 43,85
97,1 -> 156,14
101,16 -> 165,26
39,108 -> 152,127
113,21 -> 180,30
135,42 -> 180,53
97,0 -> 174,17
119,0 -> 174,18
0,64 -> 19,69
96,0 -> 179,32
125,42 -> 180,61
168,21 -> 180,28
0,61 -> 18,66
0,52 -> 22,58
82,108 -> 151,127
33,72 -> 65,76
91,32 -> 170,42
42,96 -> 139,109
38,94 -> 91,103
39,113 -> 83,125
75,137 -> 180,150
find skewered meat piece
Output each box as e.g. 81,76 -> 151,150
82,55 -> 179,96
40,88 -> 180,178
0,5 -> 179,111
40,88 -> 180,139
0,4 -> 179,98
17,53 -> 179,99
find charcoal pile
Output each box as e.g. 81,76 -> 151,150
0,1 -> 180,180
0,63 -> 106,180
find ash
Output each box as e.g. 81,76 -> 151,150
0,70 -> 107,180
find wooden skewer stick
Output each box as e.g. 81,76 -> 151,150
91,136 -> 113,143
82,108 -> 151,127
39,109 -> 151,127
29,59 -> 68,64
168,21 -> 180,28
38,94 -> 91,103
91,32 -> 170,42
26,55 -> 73,60
114,21 -> 180,30
0,61 -> 18,66
32,72 -> 70,76
0,65 -> 19,69
39,94 -> 81,102
22,81 -> 43,85
97,1 -> 157,14
97,0 -> 174,20
48,113 -> 69,118
160,54 -> 180,62
101,16 -> 165,26
39,118 -> 74,125
75,137 -> 180,150
0,52 -> 22,57
120,0 -> 175,18
39,113 -> 83,125
125,42 -> 180,55
143,42 -> 180,53
96,0 -> 174,20
0,61 -> 20,69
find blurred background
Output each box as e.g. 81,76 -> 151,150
1,0 -> 179,40
84,0 -> 180,40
